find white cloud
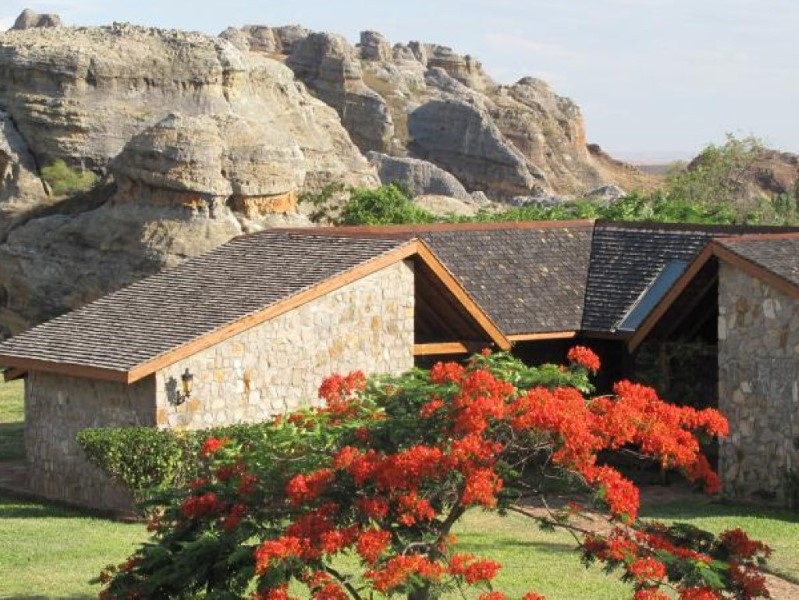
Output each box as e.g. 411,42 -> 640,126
0,16 -> 14,31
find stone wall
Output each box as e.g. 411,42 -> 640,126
718,262 -> 799,504
154,260 -> 415,429
25,371 -> 155,510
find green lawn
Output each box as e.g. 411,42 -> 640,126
1,494 -> 797,599
0,495 -> 147,598
0,379 -> 24,461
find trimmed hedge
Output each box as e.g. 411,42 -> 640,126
77,422 -> 276,502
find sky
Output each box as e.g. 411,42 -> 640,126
2,1 -> 797,162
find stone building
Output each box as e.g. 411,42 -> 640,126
0,231 -> 508,509
4,221 -> 799,509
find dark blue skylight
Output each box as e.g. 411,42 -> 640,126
617,261 -> 688,333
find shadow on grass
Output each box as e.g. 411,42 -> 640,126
641,501 -> 799,523
457,536 -> 579,555
0,496 -> 98,521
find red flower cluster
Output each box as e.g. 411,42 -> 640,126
448,553 -> 502,584
200,436 -> 226,457
286,468 -> 335,505
364,554 -> 443,593
181,492 -> 223,519
567,345 -> 601,372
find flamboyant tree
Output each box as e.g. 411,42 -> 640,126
98,349 -> 771,600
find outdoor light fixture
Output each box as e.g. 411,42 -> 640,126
174,368 -> 194,405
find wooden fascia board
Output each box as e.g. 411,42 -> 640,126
126,242 -> 421,383
627,244 -> 715,352
413,342 -> 470,356
712,243 -> 799,303
508,331 -> 577,342
0,355 -> 128,383
413,240 -> 511,351
2,367 -> 27,382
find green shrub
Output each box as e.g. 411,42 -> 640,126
77,422 -> 277,503
40,159 -> 98,196
338,183 -> 436,225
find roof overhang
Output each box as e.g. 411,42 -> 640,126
0,239 -> 510,384
627,239 -> 799,352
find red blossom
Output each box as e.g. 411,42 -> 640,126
286,468 -> 335,506
679,587 -> 722,600
627,557 -> 666,583
448,553 -> 502,584
181,492 -> 223,519
356,528 -> 392,564
365,554 -> 443,593
200,436 -> 225,457
567,345 -> 601,372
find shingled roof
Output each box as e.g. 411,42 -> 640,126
419,226 -> 594,335
271,222 -> 596,337
716,234 -> 799,289
0,233 -> 416,381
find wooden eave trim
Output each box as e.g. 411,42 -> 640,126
712,243 -> 799,303
627,244 -> 716,352
0,356 -> 128,383
265,219 -> 596,238
2,367 -> 27,382
508,331 -> 578,342
413,342 -> 470,356
413,240 -> 511,351
126,242 -> 421,383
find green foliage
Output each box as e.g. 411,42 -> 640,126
339,183 -> 437,225
77,421 -> 281,504
40,159 -> 98,196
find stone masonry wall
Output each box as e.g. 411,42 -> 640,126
718,262 -> 799,504
154,260 -> 415,429
25,371 -> 155,510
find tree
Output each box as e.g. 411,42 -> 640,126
98,350 -> 771,600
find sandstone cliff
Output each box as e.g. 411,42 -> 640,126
226,25 -> 656,197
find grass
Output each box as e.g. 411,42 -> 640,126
643,501 -> 799,581
2,495 -> 797,599
0,379 -> 24,461
0,495 -> 147,598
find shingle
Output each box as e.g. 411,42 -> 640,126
418,226 -> 594,334
0,233 -> 409,372
581,224 -> 714,332
717,235 -> 799,288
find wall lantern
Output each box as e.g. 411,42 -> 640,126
175,368 -> 194,405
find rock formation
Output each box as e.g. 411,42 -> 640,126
367,152 -> 471,200
10,9 -> 62,30
224,23 -> 655,199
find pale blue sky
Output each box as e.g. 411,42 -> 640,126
2,1 -> 797,161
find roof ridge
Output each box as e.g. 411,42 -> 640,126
715,231 -> 799,243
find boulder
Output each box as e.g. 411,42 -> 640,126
412,194 -> 482,218
408,96 -> 544,198
367,152 -> 470,200
11,9 -> 62,30
110,113 -> 306,196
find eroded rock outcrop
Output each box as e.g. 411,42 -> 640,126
0,23 -> 374,188
11,9 -> 62,30
225,23 -> 655,198
0,23 -> 382,336
367,152 -> 471,200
